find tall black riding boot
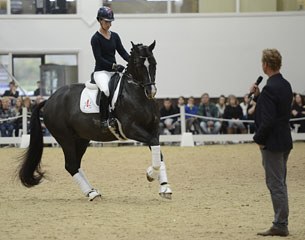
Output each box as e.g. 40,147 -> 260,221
99,92 -> 109,129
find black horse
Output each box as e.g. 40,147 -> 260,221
18,41 -> 172,200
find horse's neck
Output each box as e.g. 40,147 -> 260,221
121,74 -> 147,101
122,72 -> 140,87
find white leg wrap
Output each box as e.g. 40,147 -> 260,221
78,168 -> 93,189
151,145 -> 161,170
158,162 -> 168,184
73,172 -> 92,196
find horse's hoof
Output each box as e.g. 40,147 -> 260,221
159,192 -> 172,200
87,189 -> 102,201
159,184 -> 172,200
146,166 -> 158,182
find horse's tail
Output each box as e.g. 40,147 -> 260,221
18,100 -> 46,187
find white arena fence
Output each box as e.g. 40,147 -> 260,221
0,107 -> 304,148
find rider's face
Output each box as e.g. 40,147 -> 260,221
100,19 -> 112,31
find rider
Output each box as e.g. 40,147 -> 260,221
91,6 -> 130,129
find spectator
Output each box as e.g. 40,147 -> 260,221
23,96 -> 33,113
240,94 -> 250,131
185,96 -> 201,134
291,93 -> 305,132
13,97 -> 23,136
177,96 -> 185,109
2,81 -> 19,98
247,99 -> 256,134
240,94 -> 250,120
34,81 -> 41,96
198,93 -> 221,134
0,97 -> 16,137
216,95 -> 226,118
223,94 -> 247,134
216,94 -> 227,133
159,98 -> 180,135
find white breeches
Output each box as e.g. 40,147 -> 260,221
94,71 -> 115,97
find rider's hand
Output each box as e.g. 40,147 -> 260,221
112,64 -> 125,73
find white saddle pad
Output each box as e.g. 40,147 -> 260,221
80,83 -> 99,113
80,80 -> 121,114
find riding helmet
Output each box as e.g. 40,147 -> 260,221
97,6 -> 114,22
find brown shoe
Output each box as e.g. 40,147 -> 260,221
257,227 -> 289,237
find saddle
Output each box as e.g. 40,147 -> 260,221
90,72 -> 121,107
80,73 -> 123,114
80,73 -> 127,141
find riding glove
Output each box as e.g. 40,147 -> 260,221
112,64 -> 125,73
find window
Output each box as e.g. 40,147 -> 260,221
103,0 -> 168,14
0,0 -> 7,14
8,0 -> 77,15
11,54 -> 77,95
0,55 -> 9,95
102,0 -> 305,13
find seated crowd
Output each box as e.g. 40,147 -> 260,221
159,92 -> 305,135
0,81 -> 49,137
1,81 -> 304,138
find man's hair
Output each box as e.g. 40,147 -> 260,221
201,93 -> 209,98
262,49 -> 282,71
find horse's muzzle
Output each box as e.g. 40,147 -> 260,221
145,85 -> 157,99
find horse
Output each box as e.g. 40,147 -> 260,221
18,41 -> 172,201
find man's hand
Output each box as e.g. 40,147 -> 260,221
249,83 -> 260,97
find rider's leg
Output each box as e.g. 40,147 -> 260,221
94,71 -> 114,128
99,91 -> 109,128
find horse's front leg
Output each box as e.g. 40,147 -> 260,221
146,144 -> 172,200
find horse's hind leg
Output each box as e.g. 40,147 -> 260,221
146,145 -> 172,199
58,137 -> 101,201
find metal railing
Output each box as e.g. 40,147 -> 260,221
0,106 -> 304,147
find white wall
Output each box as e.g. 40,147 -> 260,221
1,7 -> 305,98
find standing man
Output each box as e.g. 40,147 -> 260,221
250,49 -> 293,237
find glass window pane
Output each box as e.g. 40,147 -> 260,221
0,0 -> 7,14
10,0 -> 77,15
297,0 -> 305,10
277,0 -> 299,11
13,57 -> 41,94
11,0 -> 24,14
0,55 -> 9,95
103,0 -> 167,14
45,54 -> 77,66
198,0 -> 236,13
171,0 -> 198,13
240,0 -> 277,12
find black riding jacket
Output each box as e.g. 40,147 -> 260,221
91,31 -> 129,72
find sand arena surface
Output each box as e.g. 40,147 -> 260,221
0,143 -> 305,240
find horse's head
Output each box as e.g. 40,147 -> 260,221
126,41 -> 157,99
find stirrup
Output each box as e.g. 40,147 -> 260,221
108,118 -> 116,128
100,120 -> 108,129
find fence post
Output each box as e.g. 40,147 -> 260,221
180,105 -> 186,134
22,107 -> 27,135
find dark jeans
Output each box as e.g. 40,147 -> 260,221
260,149 -> 290,229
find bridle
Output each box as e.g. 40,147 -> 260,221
125,45 -> 157,99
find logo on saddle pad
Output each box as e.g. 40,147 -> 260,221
80,74 -> 122,114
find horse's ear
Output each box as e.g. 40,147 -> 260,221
149,40 -> 156,52
131,41 -> 135,48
